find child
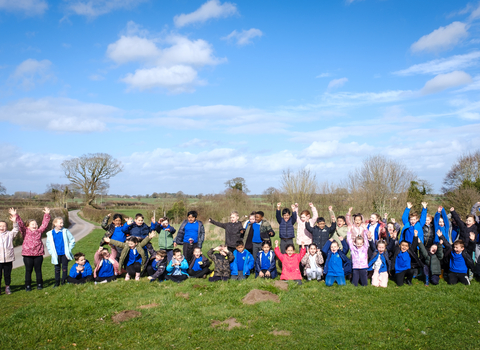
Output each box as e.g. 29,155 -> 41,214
418,238 -> 443,286
368,240 -> 390,288
93,246 -> 120,284
155,217 -> 177,262
244,211 -> 275,259
276,203 -> 297,253
165,248 -> 189,283
295,203 -> 318,247
16,207 -> 51,291
422,214 -> 437,249
305,215 -> 336,258
147,250 -> 168,282
0,209 -> 19,295
347,229 -> 370,286
67,252 -> 93,284
301,243 -> 324,281
243,212 -> 257,255
207,245 -> 234,282
434,207 -> 449,243
470,202 -> 480,277
274,240 -> 306,285
122,214 -> 156,258
104,231 -> 155,280
345,207 -> 367,238
255,241 -> 277,279
382,213 -> 401,233
100,213 -> 125,249
365,213 -> 387,243
322,237 -> 351,286
209,211 -> 245,253
442,236 -> 474,285
329,206 -> 348,250
176,211 -> 205,263
400,202 -> 427,244
389,230 -> 423,286
187,247 -> 211,278
46,217 -> 76,287
230,241 -> 254,280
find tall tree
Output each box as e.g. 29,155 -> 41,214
225,177 -> 249,193
443,151 -> 480,193
280,168 -> 317,210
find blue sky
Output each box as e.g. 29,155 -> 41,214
1,0 -> 480,195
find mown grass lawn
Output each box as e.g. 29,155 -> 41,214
1,228 -> 479,349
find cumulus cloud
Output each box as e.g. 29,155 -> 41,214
0,0 -> 47,16
174,0 -> 237,27
316,73 -> 331,78
122,65 -> 199,92
62,0 -> 148,18
421,71 -> 472,95
327,77 -> 348,90
411,22 -> 468,53
222,28 -> 263,46
9,58 -> 54,90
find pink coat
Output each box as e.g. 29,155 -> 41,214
295,207 -> 318,245
345,212 -> 368,238
275,246 -> 306,280
17,214 -> 50,256
93,246 -> 120,278
347,230 -> 369,269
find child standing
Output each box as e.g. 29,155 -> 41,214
274,240 -> 306,285
176,211 -> 205,263
207,245 -> 234,282
322,237 -> 351,286
16,207 -> 51,291
209,211 -> 245,253
187,247 -> 211,278
345,207 -> 367,238
276,203 -> 297,254
243,213 -> 258,255
147,250 -> 169,282
400,202 -> 428,244
295,203 -> 318,248
165,248 -> 189,283
300,243 -> 324,281
244,211 -> 275,259
255,241 -> 277,279
365,213 -> 387,243
0,209 -> 19,294
305,216 -> 336,258
93,246 -> 120,284
46,217 -> 75,287
434,207 -> 449,243
155,217 -> 176,262
368,240 -> 390,288
230,241 -> 254,280
329,207 -> 348,250
347,230 -> 370,287
67,252 -> 93,284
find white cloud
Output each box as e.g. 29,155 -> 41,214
0,0 -> 47,16
222,28 -> 263,46
322,90 -> 413,106
106,35 -> 161,64
460,112 -> 480,120
411,22 -> 468,53
63,0 -> 148,18
174,0 -> 237,27
304,140 -> 375,158
327,77 -> 348,90
9,58 -> 54,90
121,65 -> 199,92
421,70 -> 472,95
393,51 -> 480,76
178,138 -> 221,148
316,73 -> 331,78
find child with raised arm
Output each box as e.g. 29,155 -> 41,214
187,247 -> 211,279
208,245 -> 234,282
209,211 -> 245,253
46,217 -> 75,288
93,246 -> 120,284
122,213 -> 156,259
347,228 -> 370,287
176,211 -> 205,263
434,207 -> 449,241
99,213 -> 125,249
295,203 -> 318,248
322,237 -> 351,286
345,207 -> 367,238
155,217 -> 176,262
306,214 -> 336,259
165,248 -> 189,283
274,240 -> 306,285
244,211 -> 275,259
329,206 -> 348,250
67,252 -> 93,284
147,250 -> 168,282
470,201 -> 480,277
16,207 -> 51,291
255,241 -> 277,279
276,203 -> 297,254
300,243 -> 324,281
389,230 -> 424,286
368,240 -> 390,288
418,236 -> 443,286
365,213 -> 387,243
442,236 -> 475,285
382,213 -> 401,234
400,202 -> 427,244
0,209 -> 19,294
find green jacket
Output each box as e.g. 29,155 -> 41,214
156,225 -> 176,250
418,241 -> 443,275
110,236 -> 152,273
330,209 -> 348,250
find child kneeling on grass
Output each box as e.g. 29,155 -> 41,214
188,247 -> 211,278
147,250 -> 168,282
93,246 -> 119,284
230,241 -> 254,280
207,245 -> 234,282
322,237 -> 351,286
274,240 -> 306,285
255,241 -> 277,279
442,237 -> 475,285
368,239 -> 390,288
46,217 -> 75,288
418,234 -> 443,286
165,248 -> 189,283
390,230 -> 423,286
301,243 -> 324,281
67,252 -> 93,284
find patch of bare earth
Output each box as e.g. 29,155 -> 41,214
112,310 -> 141,323
138,303 -> 158,309
242,289 -> 280,305
270,330 -> 291,336
211,318 -> 243,330
176,292 -> 190,299
274,281 -> 288,290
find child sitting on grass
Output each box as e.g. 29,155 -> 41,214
93,246 -> 119,284
347,229 -> 370,287
207,245 -> 234,282
368,239 -> 390,288
176,211 -> 205,264
274,240 -> 306,285
46,217 -> 75,288
442,237 -> 475,285
230,241 -> 254,280
165,249 -> 189,283
418,236 -> 443,286
155,217 -> 176,262
389,230 -> 423,286
209,211 -> 245,253
0,209 -> 19,295
104,232 -> 155,281
255,241 -> 277,279
322,237 -> 351,286
67,252 -> 93,284
276,203 -> 297,254
147,250 -> 168,282
187,247 -> 211,278
300,243 -> 324,281
100,213 -> 125,249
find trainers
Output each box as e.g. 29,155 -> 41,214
125,274 -> 130,281
135,273 -> 141,281
53,282 -> 60,288
37,284 -> 43,290
25,285 -> 32,292
5,286 -> 11,295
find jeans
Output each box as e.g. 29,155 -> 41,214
325,275 -> 346,286
54,254 -> 69,283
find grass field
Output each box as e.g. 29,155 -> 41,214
1,226 -> 479,349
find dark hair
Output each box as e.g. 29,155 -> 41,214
135,213 -> 144,219
0,220 -> 7,227
261,241 -> 271,247
337,215 -> 346,222
281,208 -> 291,216
235,240 -> 245,247
400,240 -> 410,247
250,211 -> 256,216
112,213 -> 123,221
161,217 -> 169,222
285,244 -> 295,251
316,217 -> 325,223
187,211 -> 198,218
74,252 -> 85,260
353,213 -> 363,220
453,240 -> 465,248
256,211 -> 265,218
173,248 -> 182,255
309,243 -> 318,249
156,250 -> 167,258
126,236 -> 139,244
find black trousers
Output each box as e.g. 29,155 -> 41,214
448,272 -> 470,285
352,268 -> 368,286
165,274 -> 188,283
209,276 -> 229,282
183,243 -> 199,264
54,255 -> 69,283
395,269 -> 414,286
188,267 -> 211,278
95,275 -> 116,283
0,262 -> 13,286
67,275 -> 93,284
126,262 -> 141,277
23,256 -> 43,286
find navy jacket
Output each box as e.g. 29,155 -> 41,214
276,210 -> 297,239
306,222 -> 336,250
254,250 -> 278,278
122,222 -> 155,240
389,236 -> 424,272
321,240 -> 352,276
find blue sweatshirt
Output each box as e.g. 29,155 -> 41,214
183,221 -> 199,243
236,250 -> 246,272
395,251 -> 411,272
326,252 -> 344,277
450,252 -> 468,273
98,259 -> 114,278
260,251 -> 271,270
69,261 -> 93,278
126,248 -> 142,266
111,226 -> 126,242
401,207 -> 427,243
247,222 -> 261,243
192,257 -> 203,271
52,229 -> 65,256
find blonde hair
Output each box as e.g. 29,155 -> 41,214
53,217 -> 64,225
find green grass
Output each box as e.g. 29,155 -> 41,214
1,228 -> 480,349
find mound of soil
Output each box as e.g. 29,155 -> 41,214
211,318 -> 243,330
192,284 -> 206,289
176,292 -> 190,299
274,281 -> 288,290
270,330 -> 291,336
242,289 -> 280,305
112,310 -> 141,323
138,303 -> 158,309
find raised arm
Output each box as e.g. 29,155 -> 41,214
471,202 -> 480,223
15,214 -> 27,236
419,202 -> 428,226
209,218 -> 227,229
101,214 -> 111,230
345,208 -> 353,229
305,222 -> 314,234
402,204 -> 412,225
310,203 -> 318,223
37,208 -> 51,234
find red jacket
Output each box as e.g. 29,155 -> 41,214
17,214 -> 50,257
275,246 -> 306,280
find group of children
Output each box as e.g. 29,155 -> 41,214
0,200 -> 478,294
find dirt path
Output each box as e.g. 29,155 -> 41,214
12,210 -> 96,269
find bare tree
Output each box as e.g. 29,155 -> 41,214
280,168 -> 317,209
61,153 -> 123,206
443,151 -> 480,193
443,187 -> 480,217
263,186 -> 281,205
0,182 -> 6,195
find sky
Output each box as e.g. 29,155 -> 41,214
1,0 -> 480,196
